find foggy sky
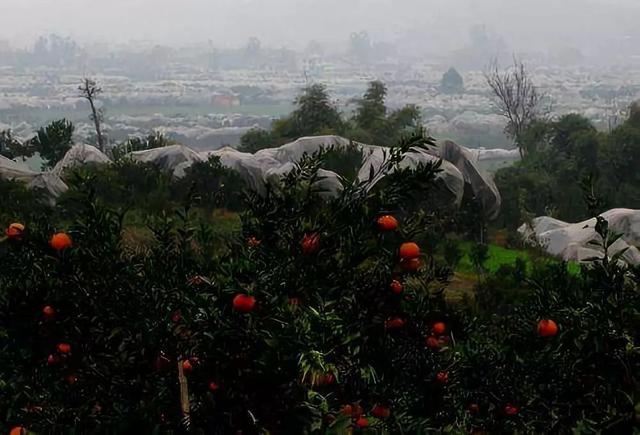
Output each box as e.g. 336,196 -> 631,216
1,0 -> 639,52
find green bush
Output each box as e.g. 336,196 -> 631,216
321,144 -> 364,182
495,110 -> 640,228
173,156 -> 247,213
0,179 -> 54,225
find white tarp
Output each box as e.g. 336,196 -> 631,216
518,208 -> 640,265
53,144 -> 111,176
195,135 -> 498,210
440,140 -> 502,219
128,144 -> 205,176
2,135 -> 505,214
0,155 -> 68,198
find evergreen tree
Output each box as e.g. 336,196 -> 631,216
29,119 -> 74,169
350,81 -> 421,146
291,83 -> 343,137
237,128 -> 273,153
440,67 -> 464,94
354,81 -> 387,132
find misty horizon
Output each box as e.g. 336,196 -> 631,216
1,0 -> 639,59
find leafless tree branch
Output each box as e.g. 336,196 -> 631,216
485,57 -> 544,156
79,78 -> 105,152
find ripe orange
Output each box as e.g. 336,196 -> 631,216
181,359 -> 193,374
537,319 -> 558,337
65,374 -> 77,385
341,404 -> 353,416
504,403 -> 519,416
56,343 -> 71,354
425,336 -> 441,349
6,223 -> 25,239
435,371 -> 449,384
390,280 -> 404,294
43,305 -> 55,320
318,373 -> 335,386
355,417 -> 369,428
399,242 -> 420,259
377,215 -> 398,231
208,381 -> 220,392
247,236 -> 261,248
371,405 -> 391,419
47,354 -> 59,365
301,233 -> 320,254
432,322 -> 446,335
233,294 -> 256,313
385,317 -> 406,330
10,426 -> 26,435
310,373 -> 335,387
50,233 -> 72,251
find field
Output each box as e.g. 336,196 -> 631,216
0,103 -> 294,126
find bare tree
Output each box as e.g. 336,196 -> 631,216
79,78 -> 105,152
485,58 -> 544,156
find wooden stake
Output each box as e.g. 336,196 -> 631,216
178,360 -> 191,431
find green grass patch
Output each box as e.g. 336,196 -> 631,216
456,242 -> 581,275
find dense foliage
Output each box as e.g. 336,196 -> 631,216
56,155 -> 247,222
495,105 -> 640,228
0,119 -> 74,168
1,131 -> 639,434
238,81 -> 420,153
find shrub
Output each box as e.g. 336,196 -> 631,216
173,156 -> 247,213
0,179 -> 53,224
321,143 -> 364,182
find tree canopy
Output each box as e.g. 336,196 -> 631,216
495,107 -> 640,228
238,81 -> 421,153
440,67 -> 464,94
0,119 -> 74,168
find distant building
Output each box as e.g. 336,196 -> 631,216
212,94 -> 240,108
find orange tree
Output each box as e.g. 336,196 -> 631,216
457,217 -> 640,433
1,132 -> 469,433
2,131 -> 639,433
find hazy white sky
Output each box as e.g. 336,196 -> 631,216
1,0 -> 638,50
